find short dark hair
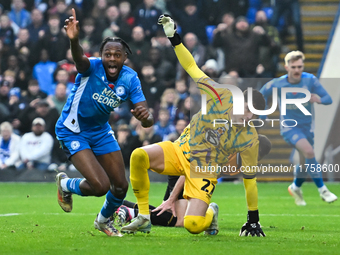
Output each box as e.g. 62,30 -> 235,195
99,37 -> 132,56
243,89 -> 265,112
258,134 -> 272,161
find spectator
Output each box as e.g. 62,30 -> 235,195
157,88 -> 180,125
0,121 -> 21,170
3,69 -> 16,88
128,26 -> 151,72
133,0 -> 162,40
218,69 -> 243,87
175,79 -> 189,101
252,10 -> 281,78
6,54 -> 31,91
14,28 -> 32,52
167,0 -> 208,45
91,0 -> 108,24
150,30 -> 177,66
153,108 -> 176,141
225,0 -> 249,17
148,47 -> 176,88
7,87 -> 26,122
18,117 -> 54,171
271,0 -> 304,52
0,14 -> 15,47
52,68 -> 74,95
5,55 -> 30,90
54,0 -> 69,29
0,80 -> 11,123
213,12 -> 235,37
57,49 -> 77,83
201,59 -> 221,79
175,95 -> 191,122
8,0 -> 31,28
119,1 -> 135,28
140,62 -> 164,109
27,8 -> 49,44
167,118 -> 189,142
22,79 -> 48,105
183,32 -> 206,68
36,13 -> 69,63
213,16 -> 271,79
0,80 -> 10,106
79,18 -> 101,52
136,123 -> 162,146
46,82 -> 67,114
102,5 -> 132,42
16,98 -> 59,136
25,0 -> 50,14
116,124 -> 142,168
202,0 -> 229,26
32,49 -> 58,95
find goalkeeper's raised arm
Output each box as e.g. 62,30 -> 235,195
158,14 -> 213,91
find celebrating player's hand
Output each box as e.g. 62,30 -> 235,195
64,8 -> 79,40
239,222 -> 266,237
152,198 -> 177,217
158,14 -> 176,37
131,105 -> 152,125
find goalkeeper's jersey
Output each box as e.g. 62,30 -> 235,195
173,43 -> 259,176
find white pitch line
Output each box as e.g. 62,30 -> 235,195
1,212 -> 339,218
0,213 -> 20,217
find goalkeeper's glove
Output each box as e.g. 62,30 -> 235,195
239,210 -> 266,237
158,14 -> 176,37
158,14 -> 181,46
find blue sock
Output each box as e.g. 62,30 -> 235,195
100,190 -> 125,218
306,157 -> 324,188
294,177 -> 305,187
293,165 -> 307,187
66,178 -> 84,196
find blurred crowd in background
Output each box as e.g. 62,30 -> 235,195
0,0 -> 302,172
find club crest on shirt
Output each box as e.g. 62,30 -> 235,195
71,141 -> 80,150
116,86 -> 125,96
205,129 -> 219,146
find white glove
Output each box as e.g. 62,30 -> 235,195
158,14 -> 176,37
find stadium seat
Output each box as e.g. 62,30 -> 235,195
176,25 -> 182,35
249,0 -> 262,9
262,7 -> 274,20
262,7 -> 286,32
246,7 -> 258,24
206,25 -> 216,44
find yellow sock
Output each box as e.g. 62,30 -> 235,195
183,208 -> 213,234
130,148 -> 150,215
243,178 -> 258,211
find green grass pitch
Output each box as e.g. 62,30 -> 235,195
0,182 -> 339,255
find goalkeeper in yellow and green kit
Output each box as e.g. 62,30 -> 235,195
121,14 -> 267,237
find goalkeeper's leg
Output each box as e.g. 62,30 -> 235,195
183,198 -> 217,234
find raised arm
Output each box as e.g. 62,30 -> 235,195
158,15 -> 211,90
64,8 -> 90,73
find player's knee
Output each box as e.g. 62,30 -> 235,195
112,181 -> 128,198
184,216 -> 205,234
131,148 -> 148,166
304,148 -> 315,159
90,179 -> 110,197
